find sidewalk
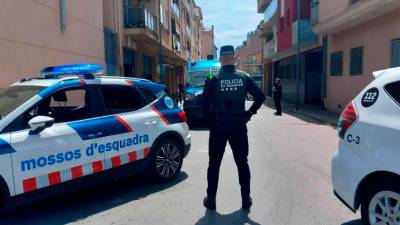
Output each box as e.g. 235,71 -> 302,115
264,97 -> 340,127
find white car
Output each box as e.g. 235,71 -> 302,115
332,67 -> 400,225
0,64 -> 191,209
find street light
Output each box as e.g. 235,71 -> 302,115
295,0 -> 301,111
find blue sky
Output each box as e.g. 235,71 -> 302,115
195,0 -> 263,53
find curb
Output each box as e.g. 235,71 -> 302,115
264,100 -> 339,128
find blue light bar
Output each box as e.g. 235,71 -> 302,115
41,64 -> 103,79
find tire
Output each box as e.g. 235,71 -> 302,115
361,178 -> 400,225
149,138 -> 183,181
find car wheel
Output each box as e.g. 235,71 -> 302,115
361,179 -> 400,225
150,138 -> 183,181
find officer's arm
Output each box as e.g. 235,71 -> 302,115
201,78 -> 213,116
246,77 -> 266,114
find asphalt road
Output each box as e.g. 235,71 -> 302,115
0,104 -> 362,225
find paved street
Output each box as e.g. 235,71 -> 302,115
0,104 -> 362,225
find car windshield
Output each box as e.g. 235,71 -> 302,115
187,69 -> 220,87
0,85 -> 44,119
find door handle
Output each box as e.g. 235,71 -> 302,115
145,121 -> 157,126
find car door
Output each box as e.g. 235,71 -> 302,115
0,133 -> 15,196
98,85 -> 156,170
8,86 -> 107,195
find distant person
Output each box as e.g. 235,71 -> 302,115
273,78 -> 282,116
178,83 -> 184,104
201,45 -> 265,210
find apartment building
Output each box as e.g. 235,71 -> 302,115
312,0 -> 400,112
235,31 -> 263,77
200,25 -> 217,60
103,0 -> 209,98
258,0 -> 322,105
0,0 -> 105,87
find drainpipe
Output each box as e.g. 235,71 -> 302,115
59,0 -> 66,32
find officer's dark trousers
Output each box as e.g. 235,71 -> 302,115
274,99 -> 282,115
207,117 -> 250,199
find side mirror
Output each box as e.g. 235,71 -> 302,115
28,116 -> 55,135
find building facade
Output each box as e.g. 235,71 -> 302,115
258,0 -> 322,105
312,0 -> 400,112
200,25 -> 217,60
103,0 -> 209,99
0,0 -> 105,87
235,31 -> 263,77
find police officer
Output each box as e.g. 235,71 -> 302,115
201,45 -> 266,210
273,78 -> 282,116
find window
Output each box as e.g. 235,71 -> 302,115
385,81 -> 400,106
160,3 -> 169,30
350,47 -> 363,75
4,87 -> 93,132
391,38 -> 400,68
101,86 -> 145,114
138,87 -> 157,104
0,85 -> 44,119
330,51 -> 343,76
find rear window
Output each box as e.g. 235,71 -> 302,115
100,85 -> 146,114
138,87 -> 157,104
0,85 -> 44,119
385,81 -> 400,105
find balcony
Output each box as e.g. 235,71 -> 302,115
264,39 -> 277,61
260,0 -> 277,33
292,20 -> 318,46
258,0 -> 272,13
124,5 -> 158,44
312,0 -> 400,34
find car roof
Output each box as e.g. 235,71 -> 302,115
11,76 -> 166,93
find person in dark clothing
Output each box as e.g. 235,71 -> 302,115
178,83 -> 184,104
201,45 -> 266,210
273,78 -> 282,116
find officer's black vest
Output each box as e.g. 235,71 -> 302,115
211,70 -> 247,114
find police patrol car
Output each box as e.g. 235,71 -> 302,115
333,67 -> 400,225
0,64 -> 191,208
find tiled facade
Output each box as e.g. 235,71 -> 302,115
0,0 -> 105,87
312,0 -> 400,112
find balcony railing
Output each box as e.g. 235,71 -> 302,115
186,25 -> 192,38
171,1 -> 180,18
292,19 -> 318,46
264,39 -> 277,60
124,5 -> 158,33
310,0 -> 320,25
264,0 -> 277,24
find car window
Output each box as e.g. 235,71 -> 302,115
138,87 -> 157,104
0,85 -> 44,120
100,85 -> 145,114
3,87 -> 93,133
385,81 -> 400,106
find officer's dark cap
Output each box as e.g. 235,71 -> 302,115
220,45 -> 235,56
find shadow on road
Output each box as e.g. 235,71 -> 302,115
194,209 -> 262,225
341,219 -> 364,225
0,172 -> 188,225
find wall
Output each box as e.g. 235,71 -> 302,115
318,0 -> 348,23
0,0 -> 105,87
325,10 -> 400,112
